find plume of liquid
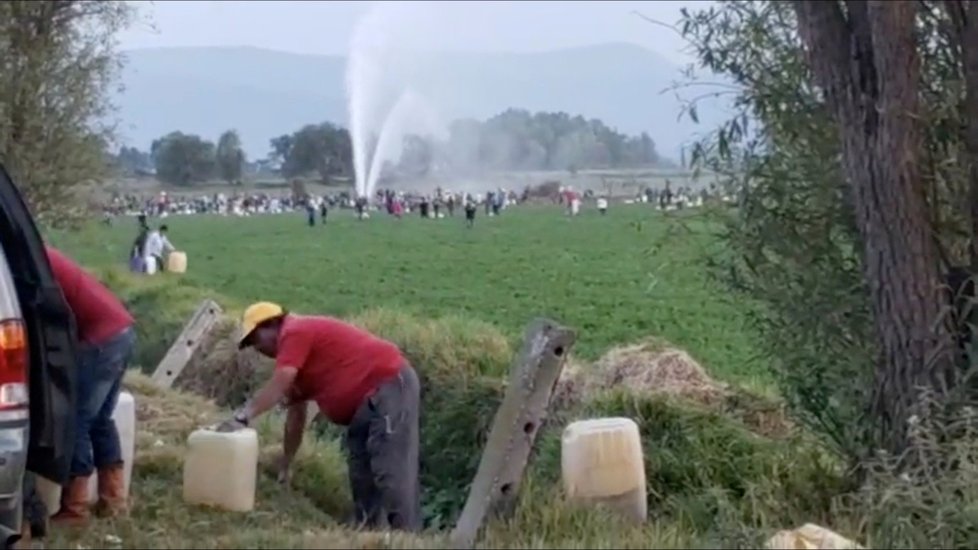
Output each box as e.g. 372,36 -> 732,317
364,89 -> 444,196
346,7 -> 385,198
345,2 -> 419,198
347,2 -> 458,197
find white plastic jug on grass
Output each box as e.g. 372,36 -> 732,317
167,251 -> 187,273
182,426 -> 259,512
37,392 -> 136,514
561,417 -> 647,523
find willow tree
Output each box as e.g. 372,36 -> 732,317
676,0 -> 978,461
790,1 -> 953,455
0,1 -> 134,222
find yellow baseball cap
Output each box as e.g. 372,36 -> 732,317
238,301 -> 285,348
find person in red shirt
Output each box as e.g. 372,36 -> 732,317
44,246 -> 136,524
219,302 -> 421,532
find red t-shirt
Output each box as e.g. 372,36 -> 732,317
45,246 -> 134,346
276,315 -> 404,425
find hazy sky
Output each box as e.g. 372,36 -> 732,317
119,1 -> 702,62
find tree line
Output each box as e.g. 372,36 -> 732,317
414,109 -> 661,176
110,109 -> 663,187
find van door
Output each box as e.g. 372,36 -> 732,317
0,163 -> 77,484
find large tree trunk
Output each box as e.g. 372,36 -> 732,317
793,0 -> 953,455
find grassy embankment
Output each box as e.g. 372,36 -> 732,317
44,205 -> 851,548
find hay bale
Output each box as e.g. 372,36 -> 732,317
559,340 -> 794,439
594,343 -> 728,404
560,341 -> 728,407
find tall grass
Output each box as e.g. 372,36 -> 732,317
48,231 -> 978,548
38,271 -> 873,549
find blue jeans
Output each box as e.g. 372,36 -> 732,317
71,327 -> 135,478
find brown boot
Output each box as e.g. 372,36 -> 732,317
50,476 -> 91,526
94,463 -> 127,518
12,519 -> 29,550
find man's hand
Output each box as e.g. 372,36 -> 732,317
215,416 -> 247,433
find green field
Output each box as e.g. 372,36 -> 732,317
50,203 -> 769,388
44,203 -> 882,549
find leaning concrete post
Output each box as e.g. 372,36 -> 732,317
450,318 -> 576,549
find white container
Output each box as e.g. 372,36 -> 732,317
767,524 -> 864,550
183,428 -> 259,512
144,255 -> 157,275
39,392 -> 136,512
561,417 -> 647,523
87,391 -> 136,504
35,476 -> 61,516
167,251 -> 187,273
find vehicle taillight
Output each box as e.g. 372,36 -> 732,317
0,319 -> 28,409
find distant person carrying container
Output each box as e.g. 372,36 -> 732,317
144,224 -> 175,273
218,302 -> 422,532
46,246 -> 136,524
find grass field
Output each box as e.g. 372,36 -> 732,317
37,202 -> 893,548
49,203 -> 771,388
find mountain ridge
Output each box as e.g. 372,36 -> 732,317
114,43 -> 727,161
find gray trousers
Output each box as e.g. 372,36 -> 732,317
345,363 -> 422,532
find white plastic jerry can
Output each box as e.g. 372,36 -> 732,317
766,524 -> 864,550
167,251 -> 188,273
182,427 -> 259,512
87,391 -> 136,504
35,476 -> 61,517
561,417 -> 647,523
38,391 -> 136,514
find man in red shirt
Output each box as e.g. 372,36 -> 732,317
45,246 -> 136,524
219,302 -> 421,532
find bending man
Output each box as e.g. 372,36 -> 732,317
219,302 -> 422,532
46,246 -> 136,523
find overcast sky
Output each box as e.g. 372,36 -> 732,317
119,1 -> 703,63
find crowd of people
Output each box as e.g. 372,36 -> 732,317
103,191 -> 346,219
101,180 -> 728,230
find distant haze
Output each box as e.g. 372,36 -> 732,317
120,1 -> 702,61
114,1 -> 729,162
